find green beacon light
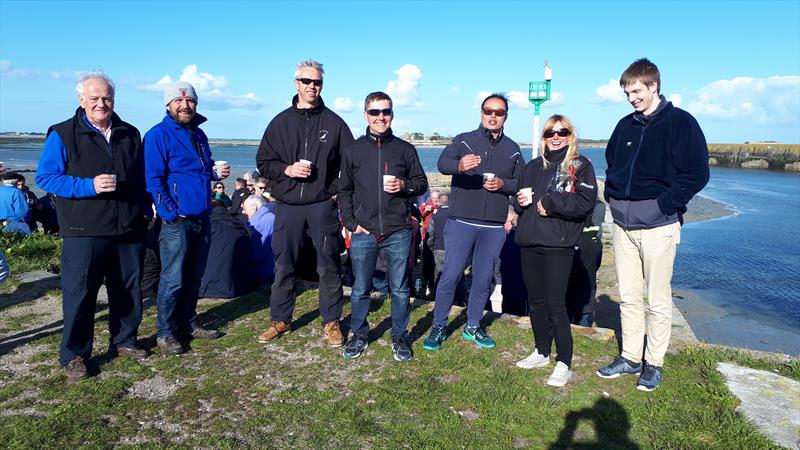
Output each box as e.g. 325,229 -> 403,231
529,61 -> 553,159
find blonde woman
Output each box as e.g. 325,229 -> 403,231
512,115 -> 597,387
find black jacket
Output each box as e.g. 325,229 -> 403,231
514,147 -> 597,248
200,206 -> 254,298
48,108 -> 148,237
604,100 -> 709,216
338,129 -> 428,235
437,126 -> 524,223
256,96 -> 354,205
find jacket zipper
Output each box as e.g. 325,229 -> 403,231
624,123 -> 647,197
482,142 -> 495,218
300,115 -> 309,199
377,137 -> 384,235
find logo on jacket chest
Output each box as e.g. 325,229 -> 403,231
319,130 -> 329,143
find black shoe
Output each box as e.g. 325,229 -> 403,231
157,336 -> 186,355
190,326 -> 223,340
343,333 -> 369,359
392,334 -> 413,362
111,345 -> 149,359
63,357 -> 88,382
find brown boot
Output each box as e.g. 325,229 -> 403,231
323,320 -> 344,347
63,357 -> 87,382
257,321 -> 291,343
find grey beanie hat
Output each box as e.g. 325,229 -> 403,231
164,81 -> 198,106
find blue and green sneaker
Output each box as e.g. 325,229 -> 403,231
462,325 -> 496,349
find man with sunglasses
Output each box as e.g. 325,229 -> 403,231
256,59 -> 354,347
596,58 -> 709,392
424,93 -> 524,351
337,91 -> 428,362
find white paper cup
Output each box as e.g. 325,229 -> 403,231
483,172 -> 495,181
520,187 -> 533,204
214,160 -> 228,177
109,174 -> 117,191
383,174 -> 396,192
299,159 -> 312,167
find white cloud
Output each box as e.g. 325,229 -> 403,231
507,91 -> 532,109
449,85 -> 460,95
137,64 -> 263,110
595,78 -> 626,104
668,93 -> 683,108
474,89 -> 564,110
686,76 -> 800,124
333,96 -> 355,112
386,64 -> 423,107
0,60 -> 36,78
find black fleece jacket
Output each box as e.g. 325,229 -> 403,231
514,147 -> 597,248
337,128 -> 428,235
256,96 -> 354,205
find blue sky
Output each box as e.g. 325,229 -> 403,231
1,0 -> 799,145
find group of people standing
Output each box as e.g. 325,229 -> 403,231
31,56 -> 708,393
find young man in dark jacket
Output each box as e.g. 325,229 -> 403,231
596,58 -> 709,392
424,94 -> 525,351
337,91 -> 428,361
36,72 -> 150,381
145,81 -> 231,356
255,60 -> 355,347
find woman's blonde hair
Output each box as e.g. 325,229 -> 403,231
540,114 -> 579,171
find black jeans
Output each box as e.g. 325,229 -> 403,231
270,200 -> 343,324
520,246 -> 574,367
60,233 -> 144,366
566,232 -> 602,323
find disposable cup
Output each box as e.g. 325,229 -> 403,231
383,174 -> 396,192
214,160 -> 228,178
520,187 -> 533,204
109,174 -> 117,191
483,172 -> 495,181
299,159 -> 312,167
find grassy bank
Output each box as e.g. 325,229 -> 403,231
1,236 -> 797,448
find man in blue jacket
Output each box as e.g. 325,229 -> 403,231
596,58 -> 709,392
424,94 -> 524,351
144,81 -> 231,356
36,72 -> 149,382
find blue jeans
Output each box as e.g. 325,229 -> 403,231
349,228 -> 412,338
433,219 -> 506,328
156,218 -> 210,338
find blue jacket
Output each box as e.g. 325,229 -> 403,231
438,126 -> 524,223
248,205 -> 275,283
0,186 -> 29,222
605,100 -> 709,226
144,112 -> 218,222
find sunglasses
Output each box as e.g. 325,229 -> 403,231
214,185 -> 224,189
255,185 -> 266,189
543,128 -> 571,138
366,108 -> 393,117
482,108 -> 507,117
296,78 -> 323,87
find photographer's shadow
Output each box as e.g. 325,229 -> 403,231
550,397 -> 639,449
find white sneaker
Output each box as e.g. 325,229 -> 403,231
546,361 -> 573,387
516,349 -> 550,369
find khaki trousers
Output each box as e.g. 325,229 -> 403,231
612,222 -> 681,367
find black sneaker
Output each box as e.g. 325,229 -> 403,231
157,336 -> 186,355
343,333 -> 369,360
392,334 -> 413,362
637,363 -> 663,392
596,355 -> 642,379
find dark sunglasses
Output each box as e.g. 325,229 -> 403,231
366,108 -> 393,117
543,128 -> 571,138
482,108 -> 507,117
255,185 -> 266,189
296,78 -> 323,87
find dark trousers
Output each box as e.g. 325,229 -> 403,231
156,218 -> 210,338
60,233 -> 144,366
566,232 -> 602,323
270,200 -> 343,324
433,219 -> 506,328
520,246 -> 574,367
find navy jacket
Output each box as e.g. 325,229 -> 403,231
438,126 -> 524,223
514,148 -> 597,248
144,113 -> 219,223
256,96 -> 354,205
605,101 -> 709,222
338,129 -> 428,235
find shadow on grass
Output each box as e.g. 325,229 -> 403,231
550,397 -> 639,449
0,273 -> 61,312
594,294 -> 623,353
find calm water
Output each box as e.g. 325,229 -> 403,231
3,141 -> 799,352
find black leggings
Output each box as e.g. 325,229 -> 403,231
520,246 -> 574,367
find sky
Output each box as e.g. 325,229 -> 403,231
1,0 -> 799,146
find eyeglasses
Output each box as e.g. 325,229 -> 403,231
296,78 -> 323,87
255,185 -> 266,189
214,186 -> 224,189
482,108 -> 507,117
366,108 -> 393,117
543,128 -> 571,138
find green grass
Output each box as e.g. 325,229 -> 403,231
0,285 -> 789,449
0,232 -> 62,275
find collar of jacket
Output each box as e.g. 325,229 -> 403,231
543,146 -> 568,165
162,111 -> 208,129
366,127 -> 395,145
633,94 -> 669,125
292,95 -> 326,117
75,107 -> 126,135
479,125 -> 504,144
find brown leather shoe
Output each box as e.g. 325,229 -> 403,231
63,357 -> 87,382
114,345 -> 149,360
257,321 -> 291,343
323,320 -> 344,347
